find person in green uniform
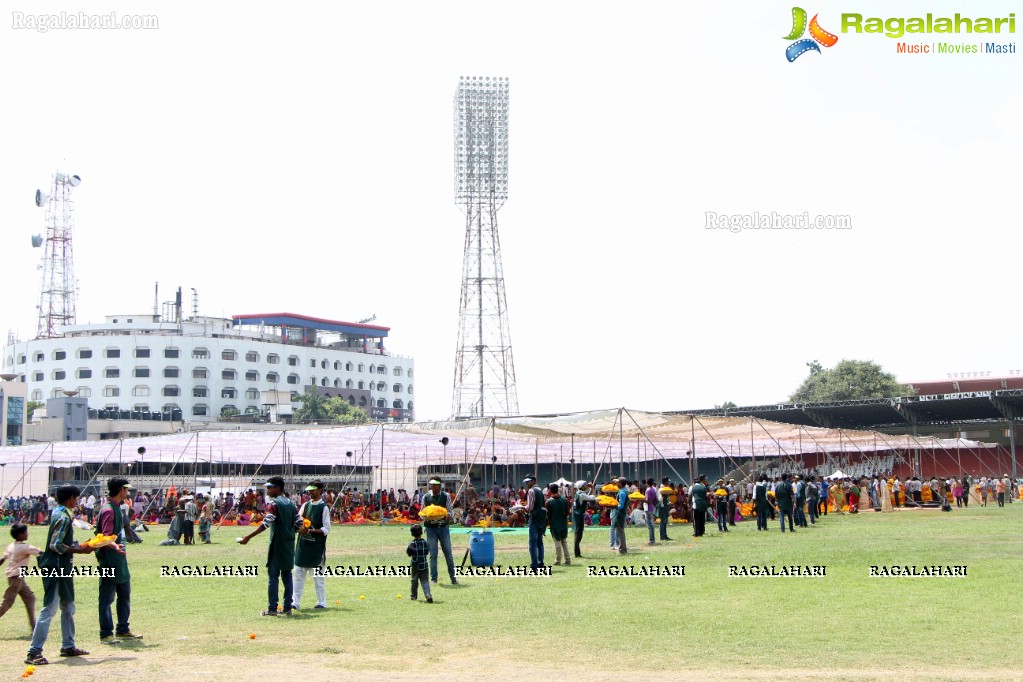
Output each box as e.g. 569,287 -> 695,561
97,477 -> 142,643
545,483 -> 570,566
523,475 -> 548,570
658,478 -> 674,541
25,485 -> 97,666
754,474 -> 769,531
421,478 -> 457,585
690,475 -> 709,537
239,476 -> 299,616
572,481 -> 597,558
775,473 -> 795,532
610,477 -> 629,554
293,480 -> 330,610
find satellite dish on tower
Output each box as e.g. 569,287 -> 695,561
31,234 -> 43,248
35,190 -> 48,207
69,174 -> 81,187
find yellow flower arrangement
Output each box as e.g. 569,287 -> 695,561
628,491 -> 645,501
713,488 -> 728,497
601,484 -> 620,493
597,495 -> 619,507
303,518 -> 312,529
767,490 -> 776,498
419,504 -> 449,519
659,486 -> 673,494
80,533 -> 118,549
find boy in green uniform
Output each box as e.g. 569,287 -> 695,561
293,480 -> 330,609
239,476 -> 299,615
97,477 -> 141,642
545,483 -> 570,566
25,485 -> 97,665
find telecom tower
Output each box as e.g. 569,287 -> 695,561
33,172 -> 82,338
451,76 -> 518,420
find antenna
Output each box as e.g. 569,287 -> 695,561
154,282 -> 159,317
34,171 -> 82,339
191,288 -> 198,320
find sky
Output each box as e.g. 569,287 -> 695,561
1,0 -> 1020,421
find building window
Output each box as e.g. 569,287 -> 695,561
164,348 -> 180,359
34,352 -> 44,362
358,381 -> 365,390
376,382 -> 386,392
321,360 -> 328,369
408,401 -> 413,412
51,388 -> 65,398
393,383 -> 402,392
358,396 -> 367,407
358,364 -> 365,373
135,348 -> 150,358
321,378 -> 328,387
408,385 -> 413,394
31,389 -> 43,401
163,386 -> 180,397
133,404 -> 149,412
134,368 -> 150,378
164,367 -> 180,378
33,372 -> 44,382
310,358 -> 316,368
132,386 -> 150,397
393,399 -> 403,409
222,388 -> 237,399
193,348 -> 209,359
288,356 -> 299,366
18,355 -> 26,364
244,406 -> 260,415
105,348 -> 120,359
162,404 -> 179,413
245,388 -> 259,400
53,370 -> 66,380
369,365 -> 375,374
286,374 -> 300,385
343,379 -> 352,389
246,351 -> 259,362
78,349 -> 93,359
193,404 -> 208,416
54,350 -> 66,360
77,369 -> 92,379
408,369 -> 413,378
193,367 -> 208,379
376,399 -> 386,408
334,361 -> 341,370
105,368 -> 120,378
346,362 -> 353,371
103,387 -> 119,397
377,365 -> 385,374
193,387 -> 208,398
393,367 -> 403,376
222,350 -> 237,361
266,372 -> 279,383
222,369 -> 236,380
221,404 -> 237,415
267,354 -> 279,364
333,379 -> 341,388
245,370 -> 259,381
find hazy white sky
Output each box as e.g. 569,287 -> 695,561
1,0 -> 1019,420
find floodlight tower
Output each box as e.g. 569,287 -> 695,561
33,172 -> 81,338
451,76 -> 518,420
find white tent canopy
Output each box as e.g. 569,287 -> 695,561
826,470 -> 848,479
0,409 -> 990,471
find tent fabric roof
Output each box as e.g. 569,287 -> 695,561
0,409 -> 990,470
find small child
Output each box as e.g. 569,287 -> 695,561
406,524 -> 432,603
0,524 -> 42,629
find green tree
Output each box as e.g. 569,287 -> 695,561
323,396 -> 370,424
293,388 -> 329,422
26,400 -> 44,421
219,406 -> 240,420
790,359 -> 914,403
715,401 -> 738,410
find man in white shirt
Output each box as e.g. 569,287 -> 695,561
293,480 -> 330,610
85,494 -> 97,524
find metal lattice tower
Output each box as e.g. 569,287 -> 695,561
35,172 -> 81,339
451,76 -> 518,420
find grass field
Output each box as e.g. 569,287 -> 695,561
1,504 -> 1021,680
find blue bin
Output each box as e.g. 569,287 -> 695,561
469,530 -> 495,567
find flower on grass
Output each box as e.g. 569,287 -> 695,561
248,633 -> 256,639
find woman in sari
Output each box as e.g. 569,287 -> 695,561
879,477 -> 893,512
847,481 -> 860,513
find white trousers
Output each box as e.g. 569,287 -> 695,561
293,563 -> 326,608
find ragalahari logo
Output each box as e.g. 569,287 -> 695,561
784,7 -> 838,62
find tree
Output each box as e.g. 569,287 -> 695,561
789,359 -> 914,403
294,388 -> 370,424
715,401 -> 738,410
219,406 -> 240,420
26,400 -> 44,421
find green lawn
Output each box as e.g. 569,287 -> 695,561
1,504 -> 1021,680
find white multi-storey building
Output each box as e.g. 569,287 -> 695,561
1,312 -> 415,423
